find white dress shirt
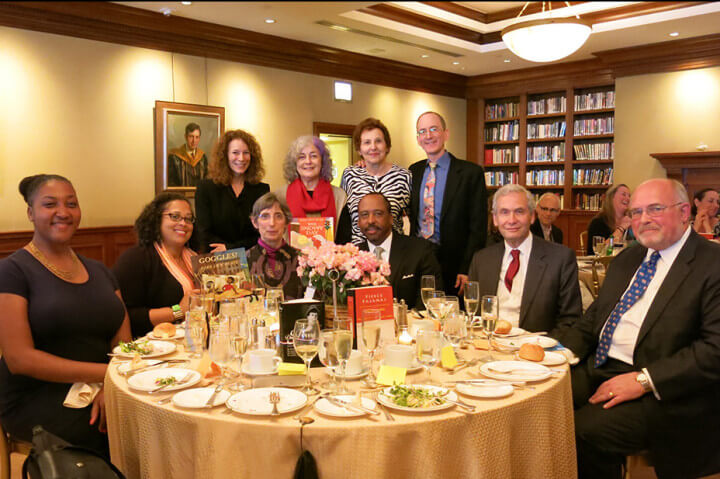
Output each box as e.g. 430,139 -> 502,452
368,232 -> 393,263
496,234 -> 533,327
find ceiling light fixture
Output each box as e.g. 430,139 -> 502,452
501,2 -> 592,63
504,59 -> 511,63
181,1 -> 192,5
669,32 -> 679,37
421,54 -> 429,58
452,61 -> 460,65
265,18 -> 276,24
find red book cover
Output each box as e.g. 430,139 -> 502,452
484,149 -> 493,165
348,285 -> 395,351
288,217 -> 334,249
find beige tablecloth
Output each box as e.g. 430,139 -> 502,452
106,347 -> 577,479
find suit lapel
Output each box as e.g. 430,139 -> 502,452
440,155 -> 460,222
388,235 -> 405,286
519,237 -> 546,327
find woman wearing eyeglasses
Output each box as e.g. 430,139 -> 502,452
112,192 -> 198,337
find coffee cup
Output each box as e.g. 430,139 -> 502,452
410,319 -> 435,338
343,350 -> 364,376
245,348 -> 281,373
383,344 -> 414,369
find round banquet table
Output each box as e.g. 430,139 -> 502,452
105,346 -> 577,479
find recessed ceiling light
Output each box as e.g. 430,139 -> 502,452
504,59 -> 511,63
669,32 -> 679,37
181,1 -> 192,5
452,61 -> 460,65
421,54 -> 429,58
265,18 -> 276,24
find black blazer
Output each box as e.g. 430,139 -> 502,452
530,218 -> 563,244
360,234 -> 443,310
467,235 -> 581,340
409,153 -> 487,295
563,231 -> 720,476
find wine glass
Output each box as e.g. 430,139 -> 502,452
480,295 -> 499,362
425,291 -> 446,326
442,311 -> 467,349
361,318 -> 381,386
318,329 -> 339,392
464,281 -> 480,339
416,329 -> 442,385
333,318 -> 353,394
292,319 -> 320,394
266,286 -> 284,302
420,275 -> 436,311
592,236 -> 606,257
251,274 -> 266,299
185,310 -> 206,358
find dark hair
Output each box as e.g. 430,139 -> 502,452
691,188 -> 719,216
134,192 -> 193,247
18,174 -> 73,205
185,122 -> 201,136
209,129 -> 265,186
359,192 -> 392,217
352,117 -> 392,152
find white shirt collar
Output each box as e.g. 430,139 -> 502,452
504,233 -> 533,259
648,225 -> 691,265
369,232 -> 393,259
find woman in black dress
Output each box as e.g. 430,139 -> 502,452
113,192 -> 198,337
0,175 -> 131,455
195,129 -> 270,253
585,183 -> 633,255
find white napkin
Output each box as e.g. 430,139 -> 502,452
63,382 -> 102,408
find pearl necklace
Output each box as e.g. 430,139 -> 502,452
27,241 -> 80,281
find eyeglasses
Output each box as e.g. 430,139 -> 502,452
416,126 -> 442,137
628,202 -> 683,220
163,212 -> 195,224
537,205 -> 560,214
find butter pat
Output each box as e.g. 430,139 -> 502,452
278,362 -> 306,375
441,345 -> 458,369
376,365 -> 406,386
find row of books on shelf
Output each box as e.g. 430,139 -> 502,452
527,121 -> 566,139
485,102 -> 519,119
485,171 -> 519,186
574,91 -> 615,110
573,167 -> 613,185
527,97 -> 566,115
573,142 -> 614,161
573,117 -> 614,136
485,121 -> 519,142
533,192 -> 565,209
526,169 -> 565,186
574,193 -> 603,210
484,146 -> 519,165
527,144 -> 565,162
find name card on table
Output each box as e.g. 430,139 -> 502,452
441,345 -> 458,369
347,285 -> 394,352
376,365 -> 406,386
289,217 -> 334,249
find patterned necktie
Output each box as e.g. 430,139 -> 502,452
595,251 -> 661,367
504,249 -> 520,292
420,162 -> 437,239
374,246 -> 384,261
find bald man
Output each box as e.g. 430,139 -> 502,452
530,192 -> 563,244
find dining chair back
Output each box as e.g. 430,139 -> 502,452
579,230 -> 588,254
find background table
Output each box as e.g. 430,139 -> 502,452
106,347 -> 577,478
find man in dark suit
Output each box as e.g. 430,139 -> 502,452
565,179 -> 720,479
356,192 -> 443,309
467,184 -> 581,339
409,111 -> 487,296
530,192 -> 563,244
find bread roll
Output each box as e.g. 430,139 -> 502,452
494,320 -> 512,335
518,343 -> 545,362
153,322 -> 176,339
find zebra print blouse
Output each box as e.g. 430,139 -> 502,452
340,164 -> 412,244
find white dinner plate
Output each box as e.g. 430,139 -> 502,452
113,340 -> 177,358
147,328 -> 186,340
514,351 -> 567,366
456,382 -> 514,399
494,327 -> 526,338
172,387 -> 231,408
328,367 -> 370,380
127,367 -> 201,392
314,395 -> 377,417
117,359 -> 163,375
493,335 -> 558,350
226,387 -> 307,416
241,364 -> 279,377
378,385 -> 457,412
479,361 -> 553,382
379,360 -> 423,374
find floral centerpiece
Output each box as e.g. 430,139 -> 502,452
297,241 -> 391,305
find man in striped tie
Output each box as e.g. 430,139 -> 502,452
564,179 -> 720,479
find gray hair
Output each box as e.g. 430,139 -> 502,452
250,192 -> 292,224
282,135 -> 334,184
491,184 -> 535,214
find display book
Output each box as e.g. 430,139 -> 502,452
346,285 -> 395,352
190,247 -> 253,300
288,217 -> 334,249
278,299 -> 324,367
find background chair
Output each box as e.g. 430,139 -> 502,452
580,230 -> 588,254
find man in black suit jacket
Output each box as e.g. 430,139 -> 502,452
356,193 -> 443,309
409,111 -> 487,296
529,192 -> 563,244
467,185 -> 581,339
565,179 -> 720,479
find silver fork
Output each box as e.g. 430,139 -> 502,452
149,371 -> 194,394
269,391 -> 281,416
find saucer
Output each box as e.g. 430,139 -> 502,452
241,364 -> 279,376
327,367 -> 369,380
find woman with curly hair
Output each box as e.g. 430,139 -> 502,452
278,135 -> 351,243
112,192 -> 198,337
195,129 -> 270,253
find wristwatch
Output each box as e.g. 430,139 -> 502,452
636,371 -> 652,393
171,304 -> 184,321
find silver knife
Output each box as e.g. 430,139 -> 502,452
204,383 -> 224,408
325,396 -> 380,416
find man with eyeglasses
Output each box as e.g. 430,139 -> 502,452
530,192 -> 563,244
564,178 -> 720,479
409,111 -> 487,296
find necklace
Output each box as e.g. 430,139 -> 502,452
27,241 -> 80,280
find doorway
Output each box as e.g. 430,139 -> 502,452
313,122 -> 359,188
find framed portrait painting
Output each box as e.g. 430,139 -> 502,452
154,100 -> 225,195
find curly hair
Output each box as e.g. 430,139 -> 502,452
208,129 -> 265,185
134,192 -> 193,247
282,135 -> 333,183
352,117 -> 391,152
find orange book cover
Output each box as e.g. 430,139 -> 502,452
349,285 -> 395,351
289,217 -> 334,249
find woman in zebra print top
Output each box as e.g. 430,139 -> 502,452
340,117 -> 412,244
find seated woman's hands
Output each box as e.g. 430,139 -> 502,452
694,208 -> 712,233
90,387 -> 107,434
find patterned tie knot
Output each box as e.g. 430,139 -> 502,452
428,161 -> 437,170
374,246 -> 384,260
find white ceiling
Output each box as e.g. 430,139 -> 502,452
117,1 -> 720,76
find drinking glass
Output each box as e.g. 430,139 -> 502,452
443,296 -> 460,315
333,318 -> 353,394
209,323 -> 232,368
361,317 -> 381,386
442,312 -> 467,349
251,274 -> 266,299
425,290 -> 446,326
480,295 -> 499,362
262,296 -> 280,329
420,275 -> 436,311
592,235 -> 606,257
266,286 -> 284,302
416,330 -> 442,385
318,329 -> 339,392
464,281 -> 480,339
185,310 -> 206,358
292,319 -> 320,394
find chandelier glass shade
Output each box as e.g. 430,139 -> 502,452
501,18 -> 592,63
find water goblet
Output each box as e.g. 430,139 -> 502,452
480,295 -> 499,362
464,281 -> 480,339
292,319 -> 320,394
333,318 -> 353,394
416,330 -> 443,385
420,275 -> 436,311
318,329 -> 339,392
